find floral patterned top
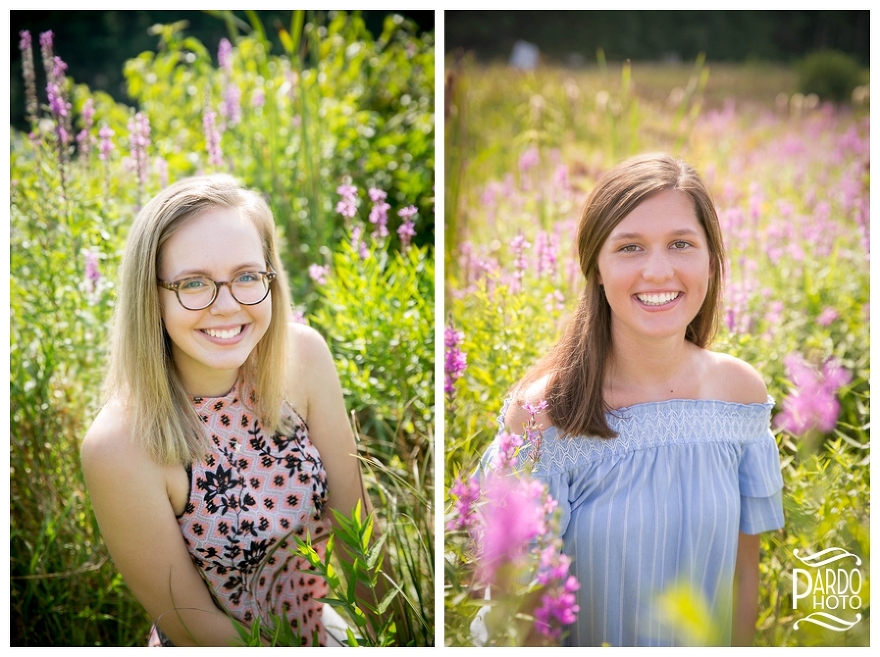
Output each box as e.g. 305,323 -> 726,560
175,378 -> 330,646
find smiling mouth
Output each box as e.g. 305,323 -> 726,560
635,292 -> 681,306
201,325 -> 244,339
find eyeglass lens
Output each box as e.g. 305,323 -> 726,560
178,273 -> 270,309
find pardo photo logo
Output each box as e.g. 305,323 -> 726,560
792,547 -> 863,632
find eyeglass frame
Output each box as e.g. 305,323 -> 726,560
157,270 -> 277,311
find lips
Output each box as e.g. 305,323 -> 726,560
635,291 -> 681,306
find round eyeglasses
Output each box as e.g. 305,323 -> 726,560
158,271 -> 276,311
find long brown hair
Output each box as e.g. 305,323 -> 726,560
103,175 -> 294,465
512,153 -> 726,438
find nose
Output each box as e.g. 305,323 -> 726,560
641,249 -> 674,282
210,281 -> 241,313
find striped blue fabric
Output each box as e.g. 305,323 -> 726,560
484,397 -> 785,646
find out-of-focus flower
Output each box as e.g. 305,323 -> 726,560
85,250 -> 100,288
127,112 -> 151,187
98,125 -> 115,161
76,98 -> 95,158
336,184 -> 358,218
447,476 -> 480,532
218,38 -> 233,71
350,225 -> 369,260
397,205 -> 417,250
478,475 -> 548,583
290,308 -> 307,325
368,188 -> 390,239
203,105 -> 223,167
534,575 -> 580,638
518,146 -> 539,175
535,231 -> 558,278
509,234 -> 531,293
308,263 -> 329,285
817,307 -> 839,327
19,30 -> 38,125
775,353 -> 852,436
251,88 -> 265,109
155,156 -> 169,189
493,432 -> 524,471
444,325 -> 467,400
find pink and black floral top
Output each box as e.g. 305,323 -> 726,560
176,378 -> 330,646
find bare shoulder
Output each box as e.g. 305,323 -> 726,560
288,322 -> 335,373
504,375 -> 553,434
706,351 -> 768,405
81,402 -> 151,478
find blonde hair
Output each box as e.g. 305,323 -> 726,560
513,153 -> 726,438
104,175 -> 293,465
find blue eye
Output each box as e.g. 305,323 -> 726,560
181,278 -> 209,290
235,272 -> 260,284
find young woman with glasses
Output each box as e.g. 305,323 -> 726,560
81,175 -> 367,646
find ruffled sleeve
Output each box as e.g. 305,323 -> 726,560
737,402 -> 785,534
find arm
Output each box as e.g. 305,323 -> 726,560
288,325 -> 389,621
732,532 -> 760,646
81,408 -> 244,647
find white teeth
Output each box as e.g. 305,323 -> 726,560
636,292 -> 680,306
203,326 -> 243,339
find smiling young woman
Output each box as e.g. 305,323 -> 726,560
80,175 -> 368,646
489,153 -> 785,646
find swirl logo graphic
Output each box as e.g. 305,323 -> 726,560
792,547 -> 863,631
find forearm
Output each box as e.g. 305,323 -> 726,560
731,532 -> 760,646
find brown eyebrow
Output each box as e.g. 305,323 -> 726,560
608,228 -> 701,242
172,262 -> 265,279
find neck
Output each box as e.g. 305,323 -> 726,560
606,324 -> 693,394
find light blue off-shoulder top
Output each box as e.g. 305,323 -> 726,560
483,397 -> 785,647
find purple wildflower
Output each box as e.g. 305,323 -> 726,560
817,307 -> 838,327
98,125 -> 115,161
39,31 -> 54,81
444,325 -> 467,400
85,250 -> 100,288
397,205 -> 417,251
336,184 -> 358,219
478,475 -> 547,583
534,576 -> 580,638
535,231 -> 559,278
203,105 -> 223,167
19,31 -> 38,125
447,476 -> 480,532
350,225 -> 369,260
775,353 -> 852,436
290,308 -> 307,325
509,234 -> 531,293
76,98 -> 95,158
493,432 -> 524,471
218,38 -> 233,71
368,188 -> 390,239
518,146 -> 539,175
155,156 -> 169,189
222,84 -> 242,126
127,112 -> 151,186
251,88 -> 265,109
308,264 -> 330,285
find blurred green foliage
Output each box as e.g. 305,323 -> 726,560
797,49 -> 866,103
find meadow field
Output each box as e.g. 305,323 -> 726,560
10,12 -> 434,646
444,57 -> 869,646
